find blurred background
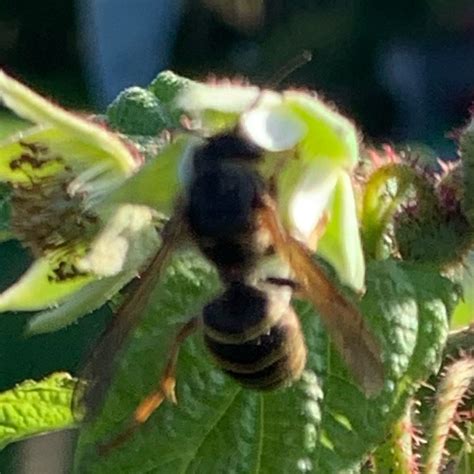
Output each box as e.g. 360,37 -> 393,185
0,0 -> 473,472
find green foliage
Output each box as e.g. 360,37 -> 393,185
0,372 -> 76,449
361,161 -> 474,267
0,71 -> 471,473
73,254 -> 454,473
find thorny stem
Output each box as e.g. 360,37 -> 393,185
444,325 -> 474,360
423,358 -> 474,474
372,400 -> 419,474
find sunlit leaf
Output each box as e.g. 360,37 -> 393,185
0,373 -> 76,450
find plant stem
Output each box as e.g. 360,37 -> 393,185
424,358 -> 474,474
372,401 -> 419,474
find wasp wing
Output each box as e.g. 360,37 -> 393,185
259,198 -> 384,396
74,213 -> 187,420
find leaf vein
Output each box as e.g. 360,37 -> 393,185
181,387 -> 241,474
253,394 -> 264,474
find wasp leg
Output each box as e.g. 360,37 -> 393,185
134,316 -> 199,423
98,317 -> 199,455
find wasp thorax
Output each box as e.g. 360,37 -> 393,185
9,141 -> 99,258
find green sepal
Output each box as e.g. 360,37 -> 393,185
0,252 -> 92,312
0,71 -> 138,181
103,136 -> 197,213
25,271 -> 136,335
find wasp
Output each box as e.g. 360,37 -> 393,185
76,90 -> 384,453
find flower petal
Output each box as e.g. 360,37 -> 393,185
176,81 -> 286,132
317,172 -> 365,291
77,204 -> 160,277
176,82 -> 261,115
285,164 -> 339,241
283,91 -> 359,169
0,253 -> 92,312
240,103 -> 306,151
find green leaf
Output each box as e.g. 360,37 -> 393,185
0,372 -> 76,450
74,255 -> 455,473
402,268 -> 454,384
370,268 -> 456,473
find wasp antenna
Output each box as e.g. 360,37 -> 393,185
237,50 -> 313,124
266,50 -> 313,89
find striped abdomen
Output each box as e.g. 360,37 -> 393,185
202,282 -> 307,390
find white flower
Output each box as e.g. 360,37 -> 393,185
178,83 -> 365,291
0,71 -> 159,333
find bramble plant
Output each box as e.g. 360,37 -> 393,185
0,70 -> 472,473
